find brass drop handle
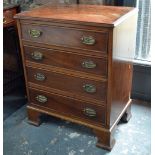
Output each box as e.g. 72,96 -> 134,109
35,95 -> 47,103
34,73 -> 46,81
81,36 -> 96,45
3,17 -> 6,23
82,60 -> 96,69
83,84 -> 96,93
31,51 -> 43,61
29,29 -> 42,38
83,107 -> 96,117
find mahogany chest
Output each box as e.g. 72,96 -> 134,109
15,4 -> 137,150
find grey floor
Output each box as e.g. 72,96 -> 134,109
4,95 -> 151,155
3,88 -> 26,120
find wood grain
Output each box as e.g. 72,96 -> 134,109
3,5 -> 19,28
29,88 -> 106,126
14,4 -> 137,27
26,66 -> 107,102
24,45 -> 108,77
15,4 -> 137,150
21,23 -> 108,52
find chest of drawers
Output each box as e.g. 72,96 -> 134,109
15,4 -> 137,150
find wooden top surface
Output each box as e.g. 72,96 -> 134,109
14,4 -> 137,27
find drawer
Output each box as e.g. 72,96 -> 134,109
26,67 -> 107,102
21,24 -> 108,52
29,88 -> 106,126
24,46 -> 107,77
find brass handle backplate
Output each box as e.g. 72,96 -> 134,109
82,60 -> 96,69
34,73 -> 46,81
31,51 -> 43,60
81,36 -> 96,45
35,95 -> 47,103
29,29 -> 42,38
83,84 -> 96,93
83,107 -> 96,117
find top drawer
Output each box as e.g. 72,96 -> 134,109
21,23 -> 108,53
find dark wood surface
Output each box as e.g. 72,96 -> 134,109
3,27 -> 19,72
14,4 -> 136,27
26,66 -> 107,102
15,4 -> 137,151
29,88 -> 106,126
24,45 -> 108,77
3,4 -> 24,94
3,4 -> 20,28
21,23 -> 108,52
3,4 -> 20,71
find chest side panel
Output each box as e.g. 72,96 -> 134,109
109,13 -> 138,128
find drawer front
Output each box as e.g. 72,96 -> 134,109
21,24 -> 108,52
24,46 -> 107,77
29,88 -> 106,126
26,67 -> 107,102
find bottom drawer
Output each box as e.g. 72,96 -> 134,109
29,88 -> 106,126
